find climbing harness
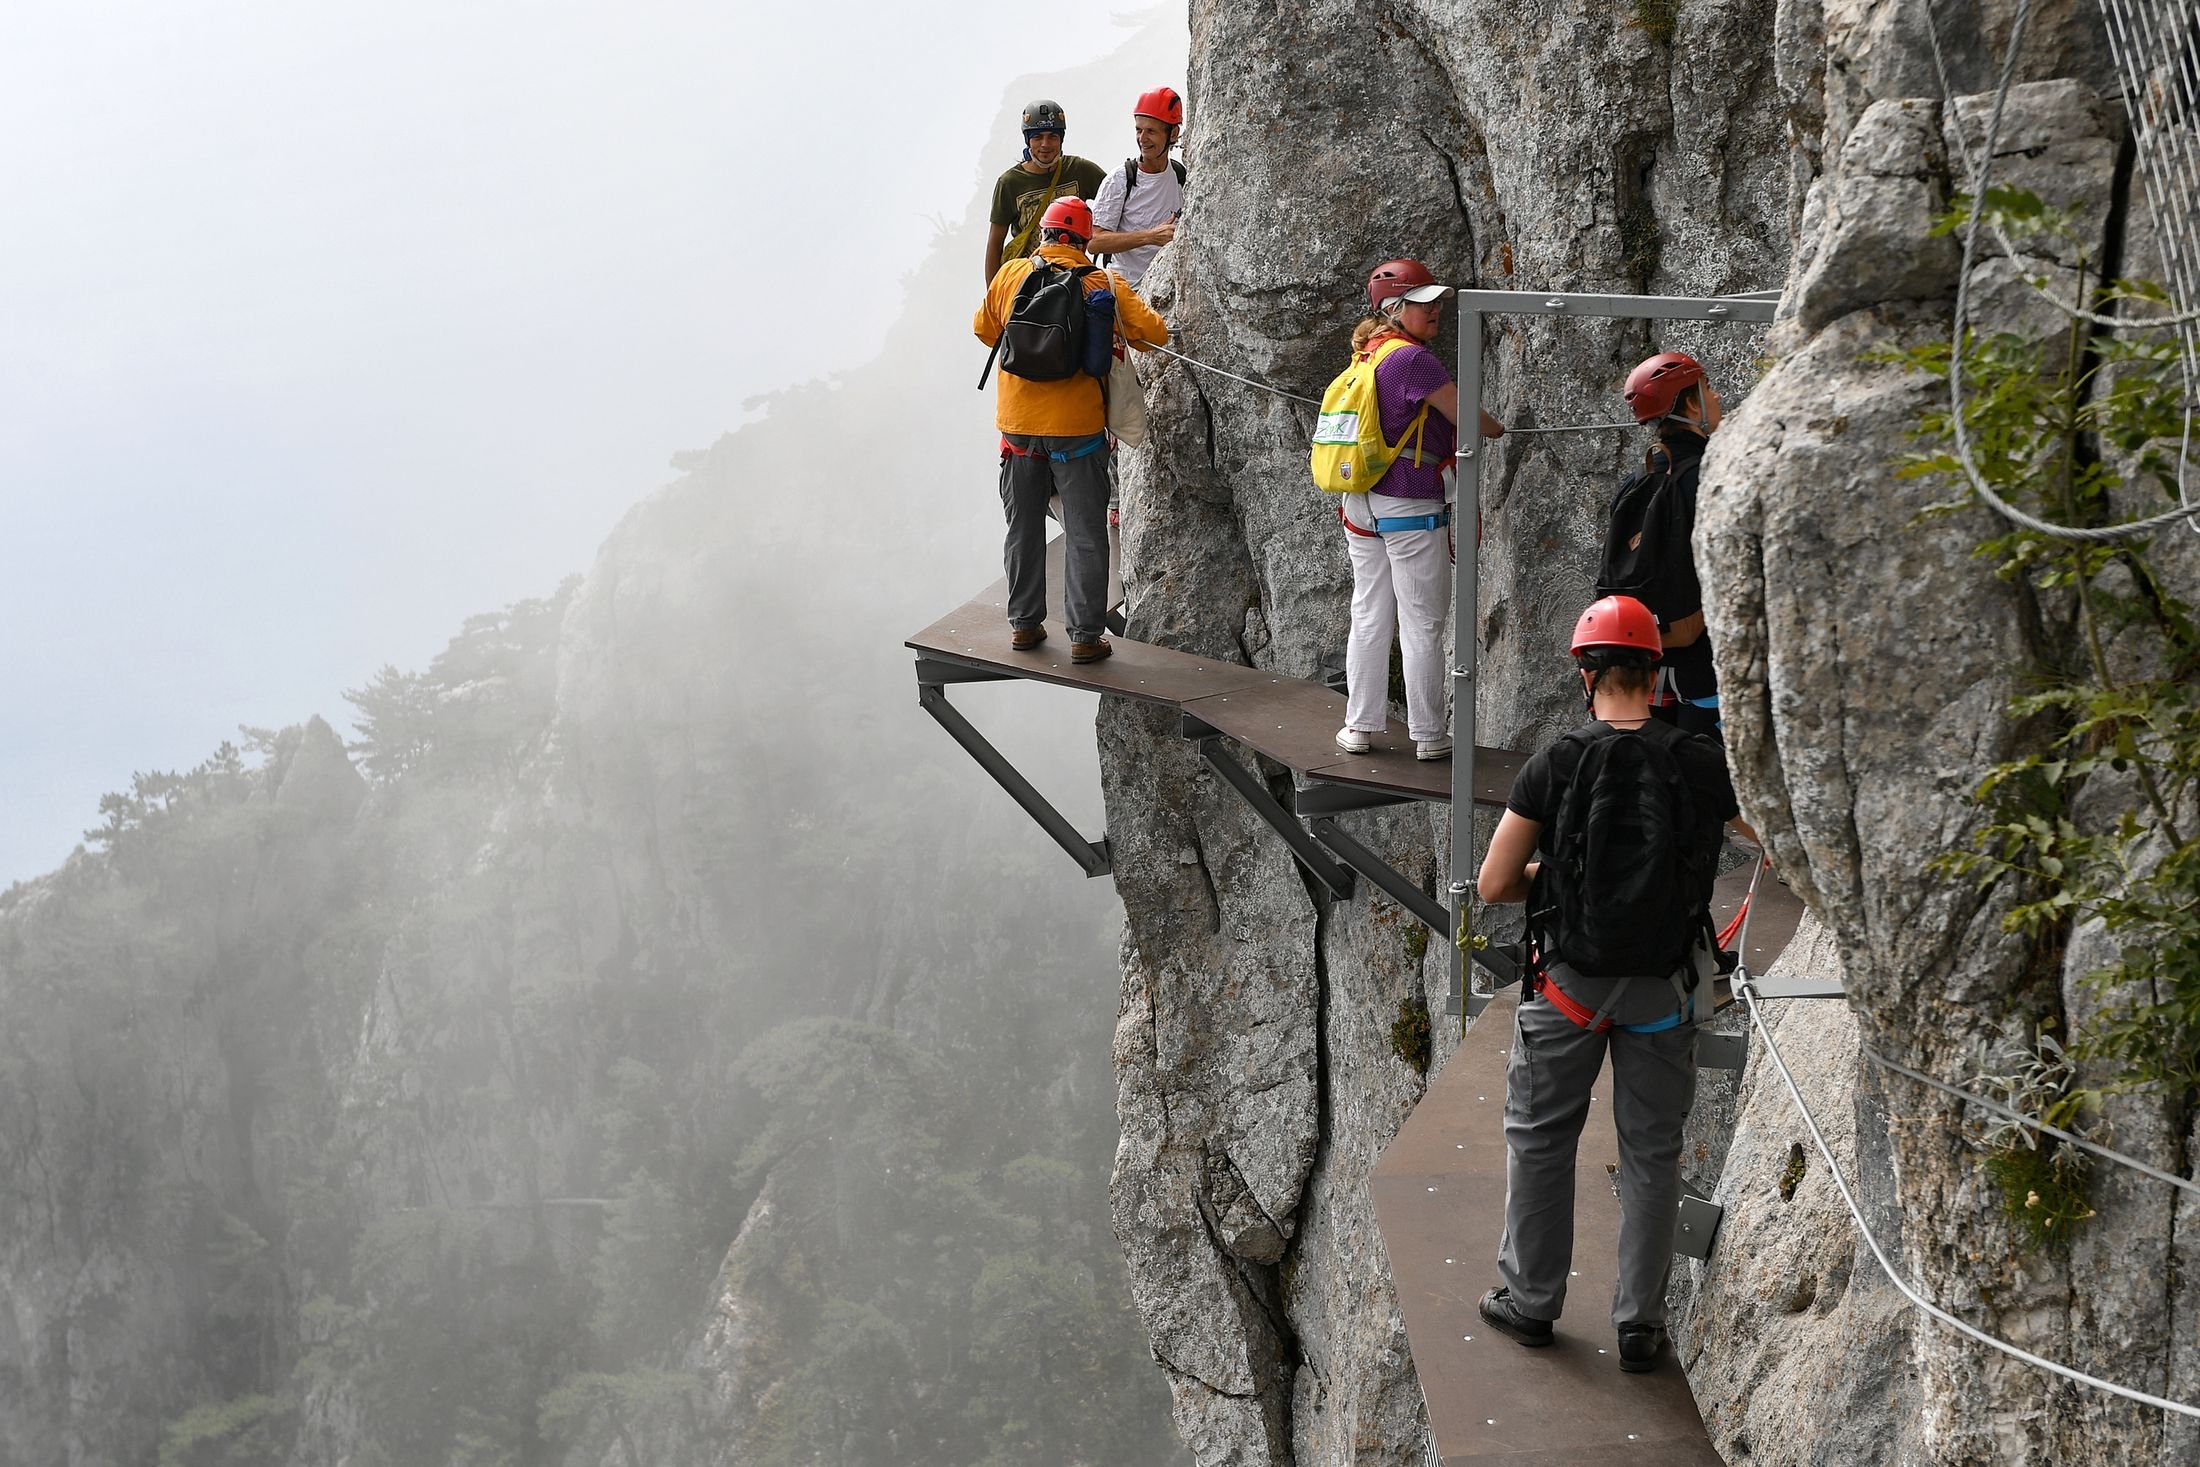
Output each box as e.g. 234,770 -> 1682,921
1337,502 -> 1454,547
1529,966 -> 1695,1034
1000,433 -> 1109,463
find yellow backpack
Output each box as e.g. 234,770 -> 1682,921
1310,335 -> 1431,493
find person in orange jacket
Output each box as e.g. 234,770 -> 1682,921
973,196 -> 1166,664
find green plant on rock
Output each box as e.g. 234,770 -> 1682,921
1392,993 -> 1433,1074
1887,184 -> 2200,1241
1630,0 -> 1679,44
1972,1028 -> 2098,1247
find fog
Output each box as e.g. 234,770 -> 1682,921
3,0 -> 1140,883
1,6 -> 1196,1464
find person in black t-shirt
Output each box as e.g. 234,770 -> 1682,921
1474,595 -> 1756,1375
1597,352 -> 1724,737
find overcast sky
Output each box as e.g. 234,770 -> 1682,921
1,2 -> 1175,883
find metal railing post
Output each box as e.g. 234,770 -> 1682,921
1449,306 -> 1484,1017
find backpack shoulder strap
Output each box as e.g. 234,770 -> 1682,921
1171,159 -> 1187,185
1123,158 -> 1140,195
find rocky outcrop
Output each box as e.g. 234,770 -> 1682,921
1110,0 -> 2193,1464
1106,0 -> 1790,1457
1698,4 -> 2199,1462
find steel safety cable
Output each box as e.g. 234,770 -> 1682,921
1130,340 -> 1323,406
1945,0 -> 2200,541
1128,339 -> 1654,435
1735,975 -> 2200,1421
1858,1041 -> 2200,1201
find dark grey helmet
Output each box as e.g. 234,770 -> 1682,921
1020,99 -> 1067,136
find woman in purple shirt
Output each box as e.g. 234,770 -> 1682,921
1335,258 -> 1504,760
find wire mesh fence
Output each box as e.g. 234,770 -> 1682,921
2099,0 -> 2200,382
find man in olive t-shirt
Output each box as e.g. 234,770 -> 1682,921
983,98 -> 1107,284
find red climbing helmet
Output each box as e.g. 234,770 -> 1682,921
1134,86 -> 1185,129
1623,352 -> 1707,423
1039,195 -> 1095,241
1570,595 -> 1663,661
1366,258 -> 1449,313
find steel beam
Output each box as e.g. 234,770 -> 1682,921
1748,974 -> 1848,1001
1183,718 -> 1356,901
915,680 -> 1111,878
1450,288 -> 1780,324
1293,782 -> 1416,818
913,655 -> 1017,687
1307,817 -> 1447,933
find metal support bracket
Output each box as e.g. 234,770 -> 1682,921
913,655 -> 1016,687
1307,817 -> 1446,933
1696,1028 -> 1749,1071
1674,1187 -> 1724,1261
1182,715 -> 1355,900
1750,974 -> 1847,1001
1293,782 -> 1416,818
915,675 -> 1111,879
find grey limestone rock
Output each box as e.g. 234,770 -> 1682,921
1115,0 -> 2195,1461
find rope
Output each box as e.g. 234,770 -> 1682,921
1503,421 -> 1641,434
1929,0 -> 2200,540
1859,1042 -> 2200,1202
1735,973 -> 2200,1422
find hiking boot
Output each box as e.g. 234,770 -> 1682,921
1617,1321 -> 1666,1373
1335,726 -> 1373,755
1070,639 -> 1112,664
1476,1288 -> 1553,1349
1415,736 -> 1452,761
1011,626 -> 1047,651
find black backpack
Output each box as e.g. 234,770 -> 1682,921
980,259 -> 1097,387
1528,721 -> 1712,979
1596,447 -> 1696,609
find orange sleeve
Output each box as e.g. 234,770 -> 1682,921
1111,274 -> 1168,350
974,261 -> 1022,347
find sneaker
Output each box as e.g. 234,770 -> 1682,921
1334,726 -> 1373,755
1617,1321 -> 1666,1373
1070,639 -> 1112,664
1414,736 -> 1452,761
1477,1288 -> 1553,1348
1011,626 -> 1047,651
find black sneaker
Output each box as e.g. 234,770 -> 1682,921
1617,1321 -> 1666,1373
1477,1288 -> 1554,1348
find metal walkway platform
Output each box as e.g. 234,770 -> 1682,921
910,545 -> 1825,1466
1375,871 -> 1807,1466
905,550 -> 1524,810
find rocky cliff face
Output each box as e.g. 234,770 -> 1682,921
1107,0 -> 2193,1463
1104,0 -> 1788,1456
1700,0 -> 2200,1454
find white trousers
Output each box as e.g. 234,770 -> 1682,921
1342,490 -> 1452,741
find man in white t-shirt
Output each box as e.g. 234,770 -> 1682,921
1088,86 -> 1185,289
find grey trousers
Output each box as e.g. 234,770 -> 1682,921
1496,990 -> 1697,1327
1000,433 -> 1110,642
